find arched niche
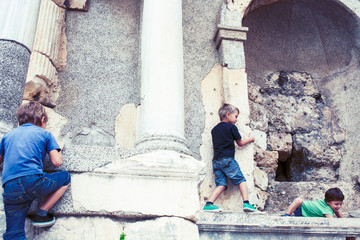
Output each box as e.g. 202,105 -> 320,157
242,0 -> 360,182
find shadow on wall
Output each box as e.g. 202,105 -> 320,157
243,0 -> 359,82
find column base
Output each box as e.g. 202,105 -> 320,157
135,134 -> 192,155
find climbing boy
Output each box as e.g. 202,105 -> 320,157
0,101 -> 71,239
283,187 -> 345,218
203,103 -> 258,212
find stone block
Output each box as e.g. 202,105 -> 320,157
252,129 -> 267,150
218,40 -> 246,69
254,166 -> 268,191
254,146 -> 278,178
268,132 -> 292,162
67,0 -> 88,10
32,216 -> 198,240
198,211 -> 360,240
70,150 -> 203,220
24,52 -> 59,107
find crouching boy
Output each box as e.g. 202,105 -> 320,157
0,101 -> 71,239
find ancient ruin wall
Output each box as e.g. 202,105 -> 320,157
243,0 -> 360,212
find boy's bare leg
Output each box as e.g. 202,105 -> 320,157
238,181 -> 249,201
208,185 -> 226,203
39,185 -> 69,211
285,197 -> 303,215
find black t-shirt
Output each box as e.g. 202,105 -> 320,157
211,122 -> 242,160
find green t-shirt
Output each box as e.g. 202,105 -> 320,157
301,199 -> 334,217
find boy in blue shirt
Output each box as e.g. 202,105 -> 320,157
0,101 -> 71,239
203,103 -> 258,212
283,187 -> 345,218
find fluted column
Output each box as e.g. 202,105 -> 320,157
0,0 -> 41,130
24,0 -> 66,107
136,0 -> 190,154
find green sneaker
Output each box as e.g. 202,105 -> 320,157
243,203 -> 258,212
203,204 -> 222,212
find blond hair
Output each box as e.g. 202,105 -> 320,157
218,103 -> 239,121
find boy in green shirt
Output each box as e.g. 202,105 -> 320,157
283,187 -> 344,218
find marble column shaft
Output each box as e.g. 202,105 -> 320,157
137,0 -> 190,154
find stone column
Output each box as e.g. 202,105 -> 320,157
0,0 -> 41,133
136,0 -> 190,154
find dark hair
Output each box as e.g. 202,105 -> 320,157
325,187 -> 344,202
16,101 -> 48,126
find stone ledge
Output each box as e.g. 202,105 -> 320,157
197,211 -> 360,239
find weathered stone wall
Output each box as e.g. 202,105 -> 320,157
1,0 -> 360,239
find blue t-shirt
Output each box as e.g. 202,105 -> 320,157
0,123 -> 60,185
211,122 -> 242,160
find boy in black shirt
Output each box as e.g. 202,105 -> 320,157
203,103 -> 257,212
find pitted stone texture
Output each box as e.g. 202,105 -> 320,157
254,146 -> 278,180
43,144 -> 116,172
218,40 -> 246,69
243,0 -> 360,185
56,0 -> 140,147
183,0 -> 223,159
249,71 -> 345,182
0,41 -> 30,128
268,133 -> 292,162
0,122 -> 13,140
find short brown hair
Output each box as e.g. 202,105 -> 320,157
325,187 -> 344,202
16,101 -> 48,126
218,103 -> 239,121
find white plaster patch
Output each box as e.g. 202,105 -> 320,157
115,103 -> 137,149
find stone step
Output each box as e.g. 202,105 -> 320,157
197,211 -> 360,240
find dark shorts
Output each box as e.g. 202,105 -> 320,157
213,157 -> 246,187
294,205 -> 303,216
2,171 -> 71,240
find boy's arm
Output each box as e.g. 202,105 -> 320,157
236,136 -> 255,147
324,214 -> 333,218
334,210 -> 344,218
49,142 -> 64,167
